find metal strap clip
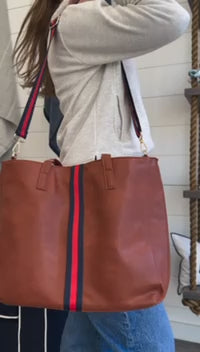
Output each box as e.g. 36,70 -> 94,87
139,133 -> 148,156
49,15 -> 61,29
12,136 -> 25,159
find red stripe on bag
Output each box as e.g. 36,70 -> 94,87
70,165 -> 80,310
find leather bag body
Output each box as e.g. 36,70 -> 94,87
0,19 -> 170,312
0,155 -> 169,312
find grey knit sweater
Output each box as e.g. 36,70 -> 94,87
48,0 -> 190,166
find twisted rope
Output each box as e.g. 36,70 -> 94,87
182,299 -> 200,315
182,0 -> 200,315
189,0 -> 199,289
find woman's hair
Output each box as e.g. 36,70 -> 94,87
13,0 -> 62,96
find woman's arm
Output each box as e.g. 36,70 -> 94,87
59,0 -> 190,65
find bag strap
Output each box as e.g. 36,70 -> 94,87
13,16 -> 148,157
14,18 -> 59,140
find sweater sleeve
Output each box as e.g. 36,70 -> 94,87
59,0 -> 190,65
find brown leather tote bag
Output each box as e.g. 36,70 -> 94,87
0,19 -> 170,312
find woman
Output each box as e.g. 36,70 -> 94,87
14,0 -> 190,351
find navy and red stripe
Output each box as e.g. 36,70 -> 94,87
64,165 -> 84,311
16,23 -> 57,139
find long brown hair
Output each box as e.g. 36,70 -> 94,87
13,0 -> 62,96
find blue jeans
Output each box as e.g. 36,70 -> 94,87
60,303 -> 175,351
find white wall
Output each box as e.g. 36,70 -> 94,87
6,0 -> 200,343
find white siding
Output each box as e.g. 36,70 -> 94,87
7,0 -> 200,343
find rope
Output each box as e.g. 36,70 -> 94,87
189,0 -> 199,290
182,0 -> 200,315
182,299 -> 200,315
198,88 -> 200,244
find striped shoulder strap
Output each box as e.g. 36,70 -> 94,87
14,17 -> 60,141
